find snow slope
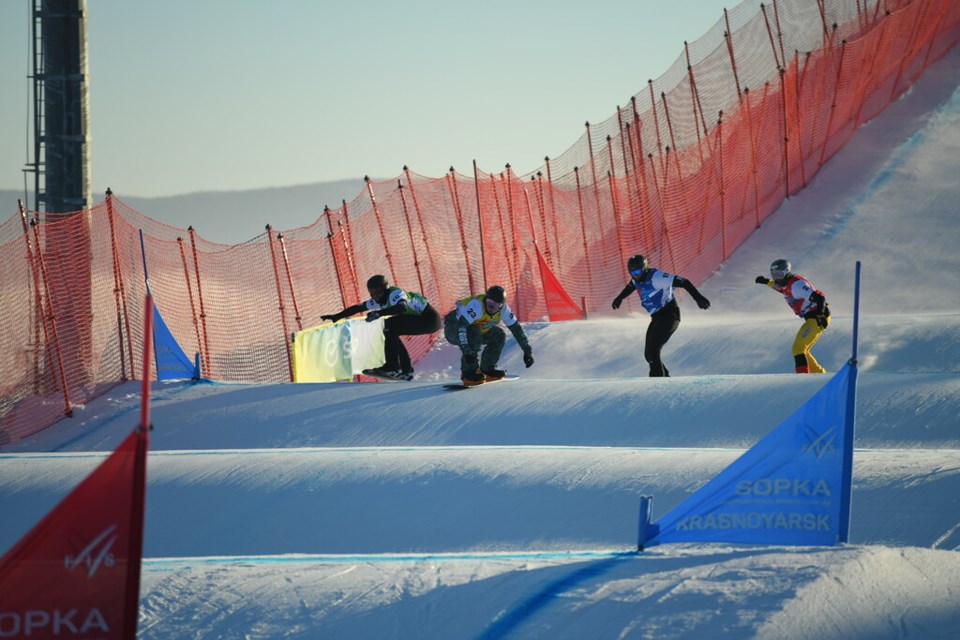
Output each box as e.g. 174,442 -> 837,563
2,48 -> 960,640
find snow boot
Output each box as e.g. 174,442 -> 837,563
461,369 -> 485,386
481,368 -> 506,381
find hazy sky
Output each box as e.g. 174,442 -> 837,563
1,0 -> 739,198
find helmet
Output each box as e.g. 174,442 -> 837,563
366,274 -> 388,291
485,285 -> 506,304
627,254 -> 648,273
769,259 -> 791,281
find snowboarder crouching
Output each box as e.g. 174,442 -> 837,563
321,275 -> 440,380
443,285 -> 534,386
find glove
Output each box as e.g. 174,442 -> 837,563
755,276 -> 768,285
695,294 -> 711,310
815,314 -> 828,329
321,313 -> 340,322
523,348 -> 535,368
365,311 -> 380,323
612,296 -> 623,310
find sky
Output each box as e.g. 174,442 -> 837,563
0,0 -> 741,199
1,46 -> 959,638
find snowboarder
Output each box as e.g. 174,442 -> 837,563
611,254 -> 711,377
320,275 -> 440,380
755,259 -> 830,373
443,285 -> 534,386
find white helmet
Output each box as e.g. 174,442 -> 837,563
770,259 -> 791,280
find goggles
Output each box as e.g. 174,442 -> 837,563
484,297 -> 502,311
770,268 -> 788,280
630,268 -> 645,278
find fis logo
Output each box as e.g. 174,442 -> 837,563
64,524 -> 118,578
802,426 -> 837,459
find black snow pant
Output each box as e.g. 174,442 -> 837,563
645,298 -> 681,377
383,304 -> 441,373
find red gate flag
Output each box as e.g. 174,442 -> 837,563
0,428 -> 148,639
535,244 -> 584,321
0,294 -> 153,640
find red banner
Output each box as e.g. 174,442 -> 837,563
0,428 -> 148,639
535,244 -> 584,321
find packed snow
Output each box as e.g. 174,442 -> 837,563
2,48 -> 959,640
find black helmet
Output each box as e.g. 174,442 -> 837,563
627,254 -> 648,273
485,285 -> 506,304
366,274 -> 388,291
769,259 -> 791,281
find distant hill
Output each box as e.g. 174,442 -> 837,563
1,178 -> 368,244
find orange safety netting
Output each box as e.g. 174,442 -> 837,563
1,0 -> 958,447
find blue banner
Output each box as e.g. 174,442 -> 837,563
644,362 -> 857,547
153,304 -> 199,381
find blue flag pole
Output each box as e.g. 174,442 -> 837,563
138,229 -> 160,379
838,261 -> 861,542
138,229 -> 152,296
851,261 -> 861,364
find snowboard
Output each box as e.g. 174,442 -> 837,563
361,369 -> 412,382
443,375 -> 519,390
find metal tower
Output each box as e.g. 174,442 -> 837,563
28,0 -> 91,214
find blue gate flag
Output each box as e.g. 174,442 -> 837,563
152,303 -> 200,381
643,362 -> 857,547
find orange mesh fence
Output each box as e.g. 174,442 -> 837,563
1,0 -> 957,446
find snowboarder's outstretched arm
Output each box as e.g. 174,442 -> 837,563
364,302 -> 408,322
321,303 -> 366,322
611,283 -> 634,309
507,322 -> 535,367
675,277 -> 711,309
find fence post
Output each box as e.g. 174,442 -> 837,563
472,160 -> 487,290
19,200 -> 44,393
30,219 -> 73,417
573,166 -> 593,291
504,167 -> 522,293
105,189 -> 134,381
793,51 -> 810,189
742,87 -> 763,229
396,180 -> 427,295
585,123 -> 606,241
761,3 -> 784,72
684,41 -> 710,162
403,166 -> 441,297
446,168 -> 477,293
324,206 -> 348,311
779,67 -> 791,198
176,236 -> 204,367
338,199 -> 361,303
647,81 -> 666,179
543,157 -> 561,271
716,111 -> 727,260
630,99 -> 657,251
365,176 -> 396,280
617,109 -> 641,233
723,10 -> 744,102
278,234 -> 303,333
530,175 -> 548,262
187,226 -> 212,378
488,169 -> 516,287
607,170 -> 628,268
266,226 -> 294,382
660,90 -> 691,271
